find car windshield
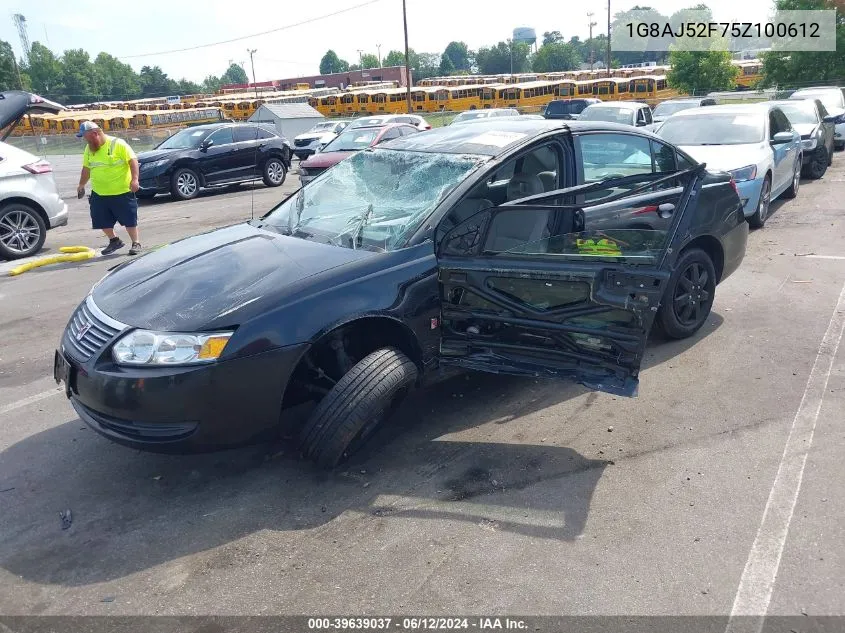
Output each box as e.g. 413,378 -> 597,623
322,128 -> 380,152
579,107 -> 634,124
260,148 -> 486,251
652,102 -> 700,118
310,122 -> 337,133
778,103 -> 818,124
658,113 -> 765,145
792,91 -> 844,112
156,127 -> 211,150
546,101 -> 578,114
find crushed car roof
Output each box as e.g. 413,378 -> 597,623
384,119 -> 652,156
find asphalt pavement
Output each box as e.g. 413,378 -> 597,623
0,155 -> 843,617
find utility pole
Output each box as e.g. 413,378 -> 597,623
402,0 -> 412,113
247,49 -> 258,98
376,44 -> 382,68
509,39 -> 514,75
587,12 -> 597,70
606,1 -> 612,78
357,49 -> 364,68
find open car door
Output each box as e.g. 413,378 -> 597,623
436,165 -> 706,397
0,91 -> 65,141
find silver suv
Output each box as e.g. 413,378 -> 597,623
0,91 -> 67,260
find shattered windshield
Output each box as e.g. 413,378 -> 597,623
260,148 -> 487,251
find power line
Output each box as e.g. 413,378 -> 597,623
118,0 -> 384,59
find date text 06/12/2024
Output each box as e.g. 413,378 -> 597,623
307,617 -> 529,630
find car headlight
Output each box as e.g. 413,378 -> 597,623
728,165 -> 757,182
112,330 -> 233,365
140,159 -> 170,172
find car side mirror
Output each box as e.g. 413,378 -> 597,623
770,131 -> 794,144
200,139 -> 213,152
636,119 -> 647,127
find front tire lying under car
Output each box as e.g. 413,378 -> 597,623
299,347 -> 417,469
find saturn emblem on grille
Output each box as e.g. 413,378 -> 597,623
76,320 -> 92,340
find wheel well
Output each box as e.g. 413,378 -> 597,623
0,196 -> 49,228
280,316 -> 424,413
170,161 -> 205,186
682,235 -> 724,283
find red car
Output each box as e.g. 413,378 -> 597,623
297,123 -> 420,185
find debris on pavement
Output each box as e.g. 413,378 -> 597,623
59,509 -> 73,530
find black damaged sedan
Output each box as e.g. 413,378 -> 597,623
55,120 -> 748,467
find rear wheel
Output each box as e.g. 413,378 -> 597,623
299,348 -> 417,469
0,201 -> 47,260
747,176 -> 771,229
656,248 -> 717,340
803,149 -> 828,179
262,157 -> 287,187
170,167 -> 200,200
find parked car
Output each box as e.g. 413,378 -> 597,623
297,122 -> 419,185
450,109 -> 521,125
543,98 -> 601,120
651,97 -> 718,125
350,114 -> 431,131
789,87 -> 845,150
578,101 -> 655,129
772,99 -> 835,179
0,90 -> 68,260
55,119 -> 747,468
136,123 -> 292,201
292,120 -> 350,161
657,103 -> 802,228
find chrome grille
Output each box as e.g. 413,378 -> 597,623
62,297 -> 126,362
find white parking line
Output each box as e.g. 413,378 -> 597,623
801,255 -> 845,261
726,280 -> 845,632
0,388 -> 63,416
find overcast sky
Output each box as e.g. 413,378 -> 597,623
1,0 -> 775,83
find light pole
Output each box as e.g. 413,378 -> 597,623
402,0 -> 412,113
587,12 -> 597,70
247,49 -> 258,98
376,43 -> 382,67
606,1 -> 612,77
508,39 -> 513,75
357,49 -> 364,69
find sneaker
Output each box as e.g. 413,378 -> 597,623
101,238 -> 125,255
128,242 -> 142,255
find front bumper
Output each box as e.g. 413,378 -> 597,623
55,302 -> 309,452
138,172 -> 171,195
735,178 -> 765,218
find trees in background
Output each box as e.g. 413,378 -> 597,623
667,50 -> 738,94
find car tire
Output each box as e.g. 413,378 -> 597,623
802,149 -> 828,179
656,247 -> 717,340
0,201 -> 47,260
299,348 -> 417,469
783,157 -> 800,199
835,141 -> 844,152
170,167 -> 200,200
747,175 -> 771,229
262,157 -> 287,187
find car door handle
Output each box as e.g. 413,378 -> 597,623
658,202 -> 675,218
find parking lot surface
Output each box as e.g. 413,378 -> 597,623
1,156 -> 844,616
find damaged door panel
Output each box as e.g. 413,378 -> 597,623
435,166 -> 705,397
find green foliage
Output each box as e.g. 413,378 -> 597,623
360,53 -> 380,69
220,63 -> 248,85
667,49 -> 738,94
761,0 -> 845,87
383,50 -> 406,67
475,41 -> 531,75
543,31 -> 564,46
533,41 -> 581,73
61,49 -> 98,102
439,53 -> 456,75
319,50 -> 349,75
0,40 -> 21,90
25,42 -> 63,96
443,41 -> 471,71
139,65 -> 178,98
93,53 -> 141,100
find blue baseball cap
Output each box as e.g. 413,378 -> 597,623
76,121 -> 100,137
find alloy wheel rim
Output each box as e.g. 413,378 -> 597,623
268,161 -> 284,184
759,181 -> 771,220
794,164 -> 800,192
673,262 -> 711,326
0,210 -> 40,254
178,172 -> 197,196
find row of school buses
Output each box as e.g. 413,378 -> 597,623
11,60 -> 763,136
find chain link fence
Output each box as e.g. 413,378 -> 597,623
4,128 -> 183,157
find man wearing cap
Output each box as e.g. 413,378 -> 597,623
76,121 -> 142,255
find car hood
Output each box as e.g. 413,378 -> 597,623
792,123 -> 818,137
0,91 -> 64,140
295,132 -> 333,141
137,148 -> 182,162
301,151 -> 355,169
676,143 -> 769,171
92,223 -> 375,331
